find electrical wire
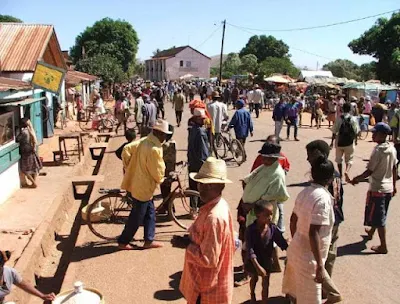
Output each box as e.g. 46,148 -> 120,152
227,9 -> 399,32
227,23 -> 333,61
195,24 -> 222,49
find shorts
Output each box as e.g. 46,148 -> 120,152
364,191 -> 392,227
335,145 -> 354,164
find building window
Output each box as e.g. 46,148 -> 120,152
180,60 -> 184,67
186,61 -> 191,68
0,112 -> 14,147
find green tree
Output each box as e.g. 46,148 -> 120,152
210,67 -> 219,77
322,59 -> 361,80
76,54 -> 128,84
70,18 -> 139,72
258,57 -> 299,78
348,12 -> 400,83
240,35 -> 289,61
359,62 -> 377,81
240,54 -> 258,74
0,15 -> 23,22
221,53 -> 242,78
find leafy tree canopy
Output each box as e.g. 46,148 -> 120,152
0,15 -> 23,22
322,59 -> 361,80
240,54 -> 258,74
221,53 -> 242,78
70,18 -> 139,73
240,35 -> 289,61
348,12 -> 400,83
76,54 -> 128,84
258,57 -> 299,79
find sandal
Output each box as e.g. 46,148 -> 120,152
371,245 -> 388,254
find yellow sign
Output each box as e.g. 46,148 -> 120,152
32,61 -> 66,94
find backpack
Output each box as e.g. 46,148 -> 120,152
337,115 -> 356,147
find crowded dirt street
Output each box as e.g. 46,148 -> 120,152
32,104 -> 399,304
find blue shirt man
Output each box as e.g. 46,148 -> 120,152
229,99 -> 254,143
272,100 -> 286,122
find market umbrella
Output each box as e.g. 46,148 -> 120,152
179,74 -> 194,80
264,75 -> 291,83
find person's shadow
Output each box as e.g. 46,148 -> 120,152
241,296 -> 289,304
154,271 -> 183,301
337,235 -> 373,256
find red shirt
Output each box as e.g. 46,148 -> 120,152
251,152 -> 290,173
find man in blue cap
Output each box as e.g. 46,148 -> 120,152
229,99 -> 254,149
350,122 -> 398,254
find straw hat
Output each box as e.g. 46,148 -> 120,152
189,157 -> 232,184
153,119 -> 173,134
212,91 -> 221,98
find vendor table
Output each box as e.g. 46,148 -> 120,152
58,132 -> 84,162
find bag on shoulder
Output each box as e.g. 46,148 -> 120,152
338,116 -> 356,147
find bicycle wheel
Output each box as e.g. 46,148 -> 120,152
230,139 -> 246,165
86,193 -> 131,240
214,133 -> 228,159
358,129 -> 369,140
168,190 -> 201,230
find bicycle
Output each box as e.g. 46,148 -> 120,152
78,107 -> 115,133
357,115 -> 369,140
86,162 -> 201,240
214,126 -> 246,166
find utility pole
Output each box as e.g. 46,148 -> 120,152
219,20 -> 226,85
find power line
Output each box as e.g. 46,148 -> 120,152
227,23 -> 333,61
195,24 -> 222,49
227,8 -> 399,32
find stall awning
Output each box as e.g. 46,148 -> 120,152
0,96 -> 46,107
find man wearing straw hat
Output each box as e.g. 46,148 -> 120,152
118,119 -> 172,250
179,157 -> 235,304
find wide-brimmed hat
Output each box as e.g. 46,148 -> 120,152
258,142 -> 282,158
189,157 -> 232,184
152,119 -> 173,134
212,91 -> 221,98
350,96 -> 358,101
365,96 -> 371,101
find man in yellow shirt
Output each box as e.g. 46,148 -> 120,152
118,119 -> 172,250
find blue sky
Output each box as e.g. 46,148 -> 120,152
1,0 -> 399,68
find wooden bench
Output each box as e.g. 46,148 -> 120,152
95,132 -> 113,143
89,143 -> 108,160
72,175 -> 105,200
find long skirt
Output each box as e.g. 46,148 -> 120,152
20,151 -> 42,175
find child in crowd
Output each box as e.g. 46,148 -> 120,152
246,200 -> 288,303
115,129 -> 137,160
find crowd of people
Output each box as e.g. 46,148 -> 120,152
4,78 -> 398,304
102,78 -> 398,304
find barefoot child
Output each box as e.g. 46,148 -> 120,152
245,200 -> 288,303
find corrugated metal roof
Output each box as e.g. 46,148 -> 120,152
0,23 -> 53,72
151,45 -> 211,60
66,70 -> 98,85
0,77 -> 32,92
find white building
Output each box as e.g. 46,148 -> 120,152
145,46 -> 211,81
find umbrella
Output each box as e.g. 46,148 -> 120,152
264,75 -> 291,84
179,74 -> 194,80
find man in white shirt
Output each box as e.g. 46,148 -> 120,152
207,91 -> 229,135
247,88 -> 254,113
252,84 -> 263,118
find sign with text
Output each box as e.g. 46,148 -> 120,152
31,61 -> 66,94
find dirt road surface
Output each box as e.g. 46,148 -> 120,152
42,102 -> 400,304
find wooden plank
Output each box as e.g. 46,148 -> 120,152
89,143 -> 108,149
72,175 -> 105,183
